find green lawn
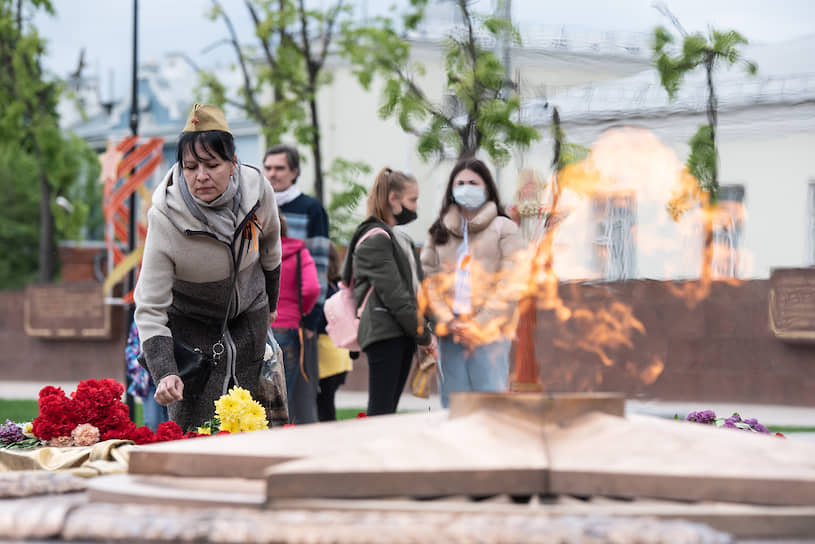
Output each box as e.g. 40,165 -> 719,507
336,407 -> 367,420
767,425 -> 815,434
8,400 -> 804,431
0,399 -> 363,426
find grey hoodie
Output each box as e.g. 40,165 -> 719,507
134,163 -> 281,430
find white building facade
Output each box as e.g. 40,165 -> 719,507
515,35 -> 815,280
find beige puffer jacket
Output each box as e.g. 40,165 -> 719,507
420,201 -> 524,334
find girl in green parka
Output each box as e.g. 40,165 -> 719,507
341,167 -> 434,415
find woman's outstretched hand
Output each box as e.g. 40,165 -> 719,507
155,375 -> 184,405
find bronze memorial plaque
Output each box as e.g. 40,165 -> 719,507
769,268 -> 815,342
24,282 -> 111,339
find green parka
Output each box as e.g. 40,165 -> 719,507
341,217 -> 431,351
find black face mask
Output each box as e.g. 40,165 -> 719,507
394,206 -> 418,225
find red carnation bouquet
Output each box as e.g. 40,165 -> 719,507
32,379 -> 202,446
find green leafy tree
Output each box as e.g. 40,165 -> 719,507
0,143 -> 39,288
342,0 -> 539,165
325,158 -> 370,245
202,0 -> 350,203
0,0 -> 100,286
653,24 -> 757,198
653,20 -> 756,279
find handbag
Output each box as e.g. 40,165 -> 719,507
409,351 -> 438,399
258,334 -> 289,426
324,227 -> 389,351
173,338 -> 220,401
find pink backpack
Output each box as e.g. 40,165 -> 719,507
324,228 -> 389,351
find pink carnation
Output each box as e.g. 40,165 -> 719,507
71,423 -> 100,446
47,435 -> 74,447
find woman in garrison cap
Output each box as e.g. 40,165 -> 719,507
135,104 -> 282,430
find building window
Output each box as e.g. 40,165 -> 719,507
711,184 -> 745,279
591,191 -> 637,280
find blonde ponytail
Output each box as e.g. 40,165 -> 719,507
366,167 -> 416,221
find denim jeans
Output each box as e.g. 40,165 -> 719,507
438,336 -> 511,408
272,328 -> 301,415
144,381 -> 169,432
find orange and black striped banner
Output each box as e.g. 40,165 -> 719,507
100,136 -> 164,302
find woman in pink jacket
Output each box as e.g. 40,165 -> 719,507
271,214 -> 321,414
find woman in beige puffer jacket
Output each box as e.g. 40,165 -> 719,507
420,158 -> 523,408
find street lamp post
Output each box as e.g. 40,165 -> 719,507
125,0 -> 139,421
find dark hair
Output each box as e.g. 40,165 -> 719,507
278,210 -> 288,237
264,144 -> 300,183
428,158 -> 508,245
176,130 -> 236,166
327,242 -> 342,284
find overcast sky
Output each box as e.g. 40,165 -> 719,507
35,0 -> 815,101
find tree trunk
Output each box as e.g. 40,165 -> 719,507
309,92 -> 324,203
38,172 -> 55,283
458,120 -> 479,160
702,55 -> 718,282
705,56 -> 718,195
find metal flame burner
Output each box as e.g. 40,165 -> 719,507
449,391 -> 625,424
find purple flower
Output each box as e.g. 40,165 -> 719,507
747,420 -> 770,434
686,410 -> 716,424
736,417 -> 771,433
0,420 -> 25,444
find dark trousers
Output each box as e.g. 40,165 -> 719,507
364,335 -> 416,416
289,331 -> 319,424
317,371 -> 348,421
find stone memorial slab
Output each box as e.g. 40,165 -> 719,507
88,474 -> 265,508
24,282 -> 111,339
264,410 -> 548,500
119,392 -> 815,521
128,411 -> 446,479
547,412 -> 815,506
769,267 -> 815,342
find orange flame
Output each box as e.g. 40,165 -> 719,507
420,127 -> 754,392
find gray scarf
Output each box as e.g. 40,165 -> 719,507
177,164 -> 243,243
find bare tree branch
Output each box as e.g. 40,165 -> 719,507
298,0 -> 315,77
211,0 -> 265,122
316,0 -> 343,69
244,0 -> 280,73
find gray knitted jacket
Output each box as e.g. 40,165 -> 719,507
134,163 -> 281,431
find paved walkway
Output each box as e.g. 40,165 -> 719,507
2,381 -> 813,430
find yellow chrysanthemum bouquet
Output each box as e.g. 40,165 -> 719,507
196,386 -> 269,435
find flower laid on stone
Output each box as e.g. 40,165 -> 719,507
22,380 -> 272,449
71,424 -> 100,447
0,420 -> 26,445
47,436 -> 74,448
686,410 -> 782,436
213,386 -> 268,433
0,420 -> 43,449
31,379 -> 206,446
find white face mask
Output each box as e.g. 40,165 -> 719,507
452,185 -> 487,210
